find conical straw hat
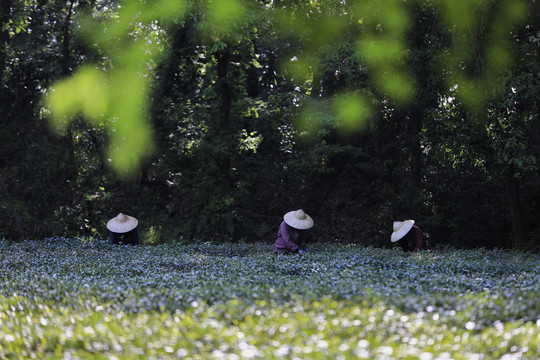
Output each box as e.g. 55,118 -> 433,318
283,209 -> 314,230
107,213 -> 138,233
391,220 -> 415,242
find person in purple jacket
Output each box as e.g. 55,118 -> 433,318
274,209 -> 314,254
391,219 -> 431,252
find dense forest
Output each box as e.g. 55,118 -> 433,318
0,0 -> 538,249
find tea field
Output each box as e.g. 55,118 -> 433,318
0,238 -> 538,359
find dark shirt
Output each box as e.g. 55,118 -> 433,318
399,225 -> 430,252
110,228 -> 140,245
274,221 -> 307,254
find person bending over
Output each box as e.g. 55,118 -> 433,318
274,209 -> 313,255
391,219 -> 430,252
107,213 -> 140,245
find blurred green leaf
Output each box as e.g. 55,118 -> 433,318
333,92 -> 373,132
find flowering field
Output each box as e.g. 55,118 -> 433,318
0,239 -> 538,359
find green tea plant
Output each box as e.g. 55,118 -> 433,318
0,239 -> 538,359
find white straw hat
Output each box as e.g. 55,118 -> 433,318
391,220 -> 415,242
107,213 -> 138,233
283,209 -> 314,230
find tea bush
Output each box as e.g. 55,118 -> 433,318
0,239 -> 538,359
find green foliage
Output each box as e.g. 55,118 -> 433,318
143,225 -> 165,246
333,91 -> 374,133
356,0 -> 415,104
43,0 -> 532,174
1,0 -> 539,250
0,239 -> 538,358
45,0 -> 183,177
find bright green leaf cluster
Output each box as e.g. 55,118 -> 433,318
44,0 -> 532,177
46,0 -> 188,177
333,91 -> 373,133
356,0 -> 414,104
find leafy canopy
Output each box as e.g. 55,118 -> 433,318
45,0 -> 531,176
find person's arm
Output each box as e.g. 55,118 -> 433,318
296,232 -> 308,254
280,222 -> 300,252
109,231 -> 118,245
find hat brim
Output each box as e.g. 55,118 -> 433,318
107,216 -> 138,233
391,220 -> 414,242
283,211 -> 314,230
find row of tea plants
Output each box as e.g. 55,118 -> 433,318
0,238 -> 538,359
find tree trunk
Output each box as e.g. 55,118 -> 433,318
0,0 -> 12,87
407,105 -> 423,220
503,165 -> 526,248
214,48 -> 234,240
216,49 -> 232,133
61,0 -> 77,178
1,177 -> 24,244
308,153 -> 348,217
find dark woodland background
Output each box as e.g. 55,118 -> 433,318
1,0 -> 539,249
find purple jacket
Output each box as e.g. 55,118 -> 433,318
274,221 -> 306,254
399,225 -> 431,252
